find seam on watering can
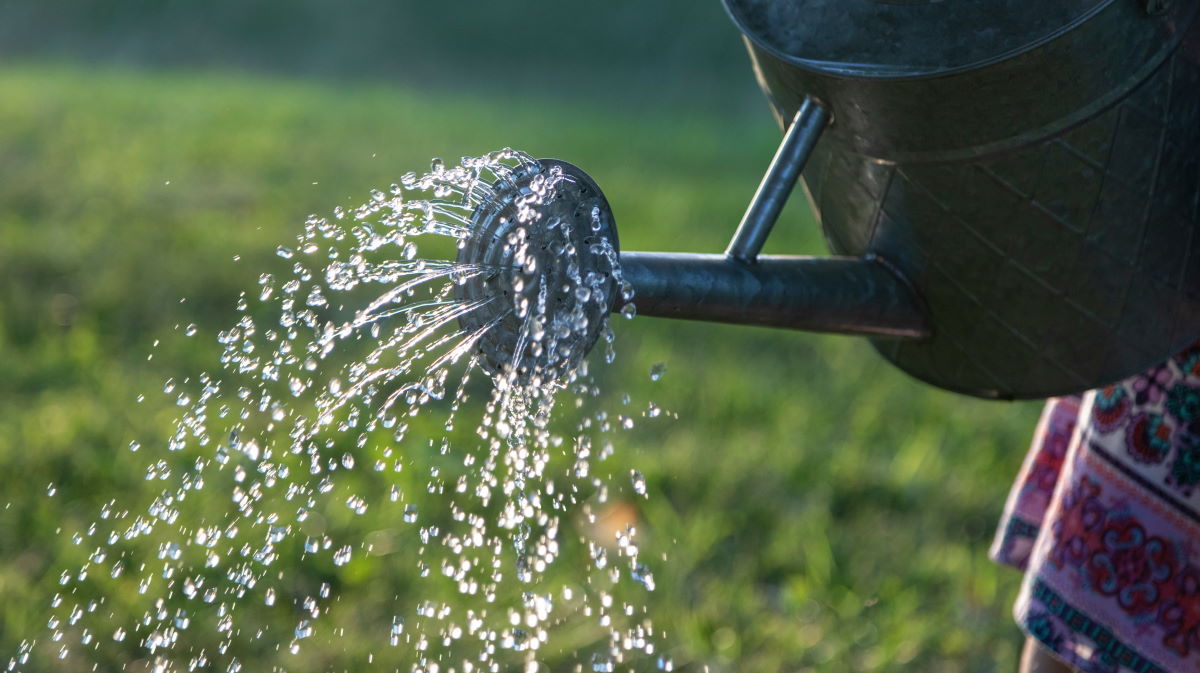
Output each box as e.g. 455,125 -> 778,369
1076,103 -> 1127,259
1131,64 -> 1173,268
1008,257 -> 1117,332
1055,139 -> 1107,174
872,322 -> 1005,400
721,0 -> 1124,81
861,165 -> 895,254
892,23 -> 1196,166
1030,201 -> 1087,236
827,7 -> 1199,168
1180,223 -> 1198,301
1192,161 -> 1200,231
813,144 -> 843,255
894,165 -> 951,212
861,251 -> 933,340
948,258 -> 1095,384
1089,77 -> 1171,333
874,259 -> 1104,399
887,165 -> 1009,263
896,307 -> 1092,399
880,287 -> 1200,400
971,150 -> 1123,328
1154,53 -> 1200,301
1107,93 -> 1172,353
882,163 -> 1112,385
911,157 -> 1125,332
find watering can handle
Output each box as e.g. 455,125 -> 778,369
615,94 -> 931,340
726,96 -> 830,263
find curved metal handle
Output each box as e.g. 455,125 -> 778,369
725,96 -> 831,263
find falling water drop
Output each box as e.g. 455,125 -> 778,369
631,470 -> 647,496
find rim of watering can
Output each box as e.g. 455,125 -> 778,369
721,0 -> 1120,79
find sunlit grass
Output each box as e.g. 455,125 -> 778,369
0,64 -> 1041,672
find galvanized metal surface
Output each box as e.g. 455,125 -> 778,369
455,159 -> 619,382
727,0 -> 1197,162
723,0 -> 1111,78
722,0 -> 1200,398
619,252 -> 929,339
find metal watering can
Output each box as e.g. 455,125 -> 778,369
460,0 -> 1200,399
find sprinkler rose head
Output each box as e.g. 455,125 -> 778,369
456,159 -> 620,385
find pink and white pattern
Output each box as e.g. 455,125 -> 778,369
992,342 -> 1200,673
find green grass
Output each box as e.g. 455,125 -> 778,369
0,64 -> 1042,672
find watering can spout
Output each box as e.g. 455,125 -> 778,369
461,0 -> 1200,397
616,252 -> 929,339
457,95 -> 930,383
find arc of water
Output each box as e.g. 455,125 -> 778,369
321,296 -> 499,417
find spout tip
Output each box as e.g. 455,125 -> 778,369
455,158 -> 620,385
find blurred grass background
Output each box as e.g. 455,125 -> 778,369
0,2 -> 1043,671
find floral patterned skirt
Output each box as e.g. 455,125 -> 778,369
991,342 -> 1200,673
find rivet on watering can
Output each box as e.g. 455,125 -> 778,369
1144,0 -> 1171,15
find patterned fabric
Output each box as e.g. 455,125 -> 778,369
992,341 -> 1200,673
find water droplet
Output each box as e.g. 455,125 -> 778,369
628,470 -> 648,496
345,495 -> 368,515
649,362 -> 667,381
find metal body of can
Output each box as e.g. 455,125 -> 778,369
725,0 -> 1200,398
